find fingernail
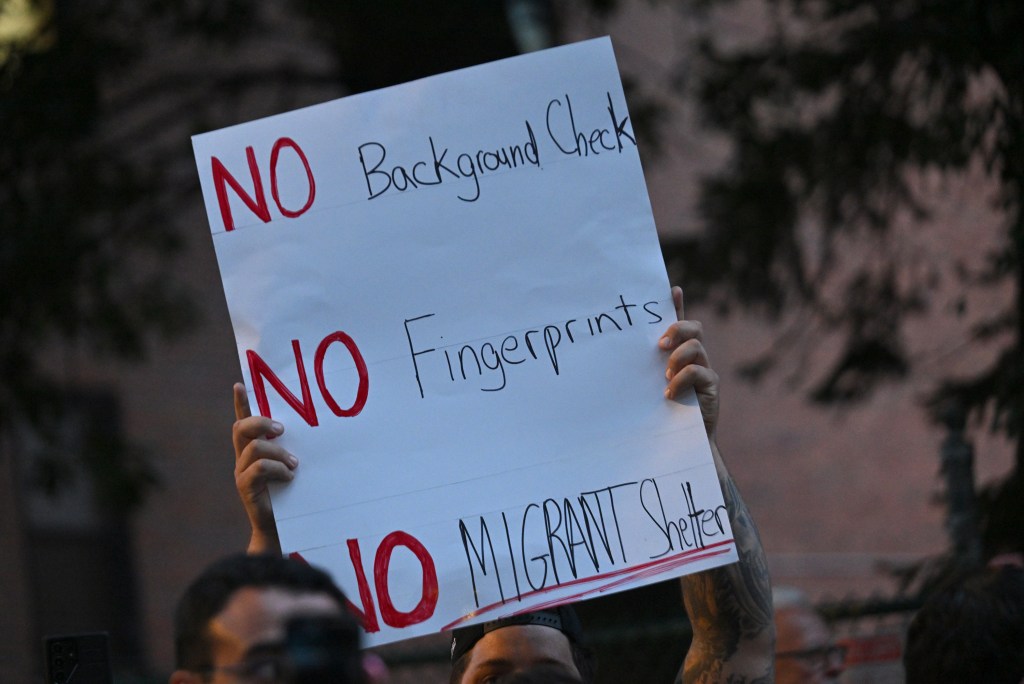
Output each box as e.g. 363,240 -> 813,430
664,388 -> 673,400
665,368 -> 673,381
658,336 -> 669,348
271,421 -> 284,434
287,455 -> 299,468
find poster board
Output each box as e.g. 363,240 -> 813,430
193,37 -> 737,646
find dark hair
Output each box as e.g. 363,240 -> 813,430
904,565 -> 1024,684
174,553 -> 349,671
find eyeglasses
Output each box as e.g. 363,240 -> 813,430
776,644 -> 847,673
200,616 -> 363,683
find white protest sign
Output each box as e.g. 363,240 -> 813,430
193,37 -> 737,646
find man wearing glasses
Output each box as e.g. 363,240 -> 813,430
169,553 -> 386,684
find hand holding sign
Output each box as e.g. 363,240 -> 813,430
232,382 -> 293,555
661,286 -> 719,438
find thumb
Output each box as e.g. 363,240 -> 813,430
672,286 -> 684,321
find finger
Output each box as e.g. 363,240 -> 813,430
234,382 -> 252,421
665,364 -> 719,401
234,423 -> 294,466
659,319 -> 704,351
672,286 -> 684,321
239,444 -> 299,481
232,414 -> 284,462
665,338 -> 711,381
236,458 -> 296,499
234,414 -> 283,441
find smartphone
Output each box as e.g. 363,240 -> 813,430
43,633 -> 112,684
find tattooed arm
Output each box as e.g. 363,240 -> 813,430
677,441 -> 774,683
660,287 -> 775,683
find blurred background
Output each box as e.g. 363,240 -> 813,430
2,0 -> 1021,682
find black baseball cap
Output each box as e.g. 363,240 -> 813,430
450,606 -> 585,663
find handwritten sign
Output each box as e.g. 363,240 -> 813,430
193,37 -> 737,646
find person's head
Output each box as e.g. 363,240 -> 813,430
449,607 -> 595,684
170,553 -> 365,684
904,565 -> 1024,684
773,587 -> 844,684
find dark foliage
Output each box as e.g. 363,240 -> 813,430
655,0 -> 1024,560
0,0 -> 215,508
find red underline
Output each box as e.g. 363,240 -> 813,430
441,539 -> 735,631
